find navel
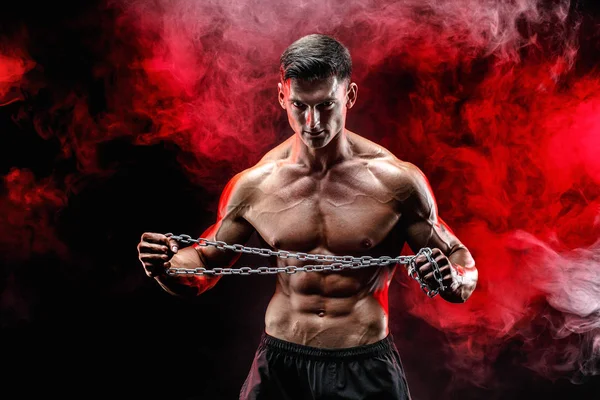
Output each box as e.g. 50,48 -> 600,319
317,309 -> 326,317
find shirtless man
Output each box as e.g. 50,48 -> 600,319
137,34 -> 477,400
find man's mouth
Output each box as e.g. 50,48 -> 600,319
304,130 -> 324,136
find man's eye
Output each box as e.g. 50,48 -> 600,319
292,102 -> 305,108
321,101 -> 334,108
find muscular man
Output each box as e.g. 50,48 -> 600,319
137,34 -> 477,400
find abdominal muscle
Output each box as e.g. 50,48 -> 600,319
264,267 -> 393,348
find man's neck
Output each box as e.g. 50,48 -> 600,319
291,129 -> 353,173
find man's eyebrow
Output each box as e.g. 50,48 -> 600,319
288,98 -> 337,103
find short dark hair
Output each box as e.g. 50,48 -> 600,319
280,34 -> 352,83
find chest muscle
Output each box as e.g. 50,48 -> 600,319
247,171 -> 400,255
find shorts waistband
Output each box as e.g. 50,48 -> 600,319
259,332 -> 396,360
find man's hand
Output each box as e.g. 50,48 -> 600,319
137,232 -> 180,277
414,248 -> 463,294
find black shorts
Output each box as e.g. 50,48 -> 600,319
240,332 -> 412,400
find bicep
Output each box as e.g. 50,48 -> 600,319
400,165 -> 464,255
193,214 -> 255,268
404,215 -> 463,255
192,172 -> 257,268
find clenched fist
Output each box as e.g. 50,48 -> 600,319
137,232 -> 180,277
414,248 -> 457,292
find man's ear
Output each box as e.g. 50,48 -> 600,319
278,82 -> 286,109
346,82 -> 358,109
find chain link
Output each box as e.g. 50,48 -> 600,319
164,233 -> 447,297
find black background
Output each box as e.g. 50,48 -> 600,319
2,1 -> 600,399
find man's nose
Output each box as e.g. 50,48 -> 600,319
306,107 -> 320,129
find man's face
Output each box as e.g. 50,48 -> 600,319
278,76 -> 357,149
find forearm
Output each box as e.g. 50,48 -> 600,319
154,247 -> 220,297
441,247 -> 478,303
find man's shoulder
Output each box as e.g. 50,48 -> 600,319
349,131 -> 408,167
368,157 -> 424,194
227,146 -> 289,195
349,133 -> 427,195
228,162 -> 275,194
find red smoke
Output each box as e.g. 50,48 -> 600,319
0,32 -> 35,106
1,0 -> 599,396
1,168 -> 68,262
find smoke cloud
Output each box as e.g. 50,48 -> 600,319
1,0 -> 599,395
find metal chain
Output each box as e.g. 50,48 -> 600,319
164,233 -> 447,298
